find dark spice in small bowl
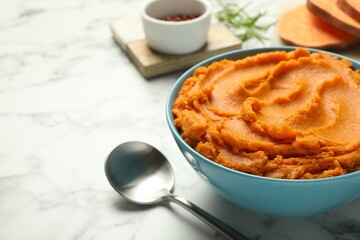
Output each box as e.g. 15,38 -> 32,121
159,13 -> 201,21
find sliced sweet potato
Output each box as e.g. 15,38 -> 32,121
338,0 -> 360,22
278,5 -> 359,50
307,0 -> 360,37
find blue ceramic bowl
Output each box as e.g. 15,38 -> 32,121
166,46 -> 360,217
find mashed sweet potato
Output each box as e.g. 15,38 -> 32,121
173,48 -> 360,179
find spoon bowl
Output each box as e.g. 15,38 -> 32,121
105,142 -> 174,204
105,141 -> 249,240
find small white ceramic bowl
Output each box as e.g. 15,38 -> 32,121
141,0 -> 212,55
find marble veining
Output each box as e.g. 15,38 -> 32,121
0,0 -> 360,239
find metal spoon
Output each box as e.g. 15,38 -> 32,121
105,141 -> 249,240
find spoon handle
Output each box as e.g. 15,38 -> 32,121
165,195 -> 249,240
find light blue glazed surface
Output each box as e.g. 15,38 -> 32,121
166,47 -> 360,217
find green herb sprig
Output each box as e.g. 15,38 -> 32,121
216,0 -> 274,43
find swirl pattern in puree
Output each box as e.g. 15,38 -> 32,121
173,48 -> 360,179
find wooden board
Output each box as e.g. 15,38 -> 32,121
110,17 -> 242,78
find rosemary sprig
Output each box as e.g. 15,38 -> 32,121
216,0 -> 274,43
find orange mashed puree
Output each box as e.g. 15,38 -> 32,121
173,48 -> 360,179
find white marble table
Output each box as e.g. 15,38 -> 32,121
1,0 -> 360,239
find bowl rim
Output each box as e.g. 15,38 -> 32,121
166,46 -> 360,183
140,0 -> 212,26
